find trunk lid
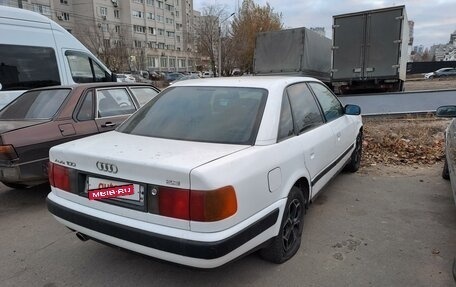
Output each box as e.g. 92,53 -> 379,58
0,119 -> 49,134
51,131 -> 249,188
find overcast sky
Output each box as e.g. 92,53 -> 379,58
193,0 -> 456,48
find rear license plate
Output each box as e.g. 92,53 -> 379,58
86,177 -> 143,202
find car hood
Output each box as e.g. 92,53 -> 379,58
50,131 -> 250,189
0,119 -> 49,134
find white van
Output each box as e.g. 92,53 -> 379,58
0,6 -> 115,108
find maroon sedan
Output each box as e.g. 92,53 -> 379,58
0,82 -> 160,188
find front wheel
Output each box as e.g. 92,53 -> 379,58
344,131 -> 363,172
260,186 -> 306,263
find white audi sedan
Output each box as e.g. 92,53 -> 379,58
47,77 -> 363,268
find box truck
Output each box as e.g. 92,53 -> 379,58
253,27 -> 332,83
0,6 -> 115,108
331,6 -> 409,94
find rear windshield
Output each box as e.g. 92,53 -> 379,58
0,89 -> 71,120
118,86 -> 268,145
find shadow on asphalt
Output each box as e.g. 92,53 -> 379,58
0,183 -> 50,211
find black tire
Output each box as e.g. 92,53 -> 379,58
344,131 -> 363,172
442,157 -> 450,180
2,182 -> 28,190
260,186 -> 306,264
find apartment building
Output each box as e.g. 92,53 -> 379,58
1,0 -> 200,72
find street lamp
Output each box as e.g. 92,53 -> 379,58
218,13 -> 235,77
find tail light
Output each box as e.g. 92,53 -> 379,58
48,162 -> 70,192
190,186 -> 237,222
0,145 -> 18,161
158,187 -> 190,220
151,186 -> 237,222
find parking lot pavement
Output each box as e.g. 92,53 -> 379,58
0,164 -> 455,287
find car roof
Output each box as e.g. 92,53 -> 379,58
26,82 -> 158,92
0,5 -> 51,23
170,76 -> 322,91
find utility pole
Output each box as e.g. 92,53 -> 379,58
218,13 -> 235,77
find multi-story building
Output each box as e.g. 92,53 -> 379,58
1,0 -> 200,73
450,30 -> 456,46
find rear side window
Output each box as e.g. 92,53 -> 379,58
287,83 -> 323,133
65,51 -> 110,83
118,87 -> 268,145
0,89 -> 71,119
0,44 -> 60,91
277,94 -> 294,141
129,87 -> 159,106
77,91 -> 94,121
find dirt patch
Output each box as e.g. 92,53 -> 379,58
404,78 -> 456,91
361,116 -> 450,167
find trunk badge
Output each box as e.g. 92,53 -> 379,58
96,161 -> 118,174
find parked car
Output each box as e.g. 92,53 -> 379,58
116,73 -> 136,83
436,105 -> 456,206
424,67 -> 456,79
46,76 -> 362,268
0,6 -> 115,110
164,72 -> 184,83
202,71 -> 214,78
0,82 -> 159,188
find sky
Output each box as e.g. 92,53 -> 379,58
193,0 -> 456,48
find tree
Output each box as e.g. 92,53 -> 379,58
221,36 -> 237,76
231,0 -> 283,73
194,5 -> 227,77
75,22 -> 131,72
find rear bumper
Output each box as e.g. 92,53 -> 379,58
0,158 -> 48,186
47,192 -> 280,268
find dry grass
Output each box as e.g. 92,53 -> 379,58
404,77 -> 456,91
361,115 -> 450,166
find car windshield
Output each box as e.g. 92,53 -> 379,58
118,86 -> 268,145
0,88 -> 71,120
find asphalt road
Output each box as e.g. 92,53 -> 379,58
339,89 -> 456,116
1,164 -> 455,287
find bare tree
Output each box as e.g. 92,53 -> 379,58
231,0 -> 283,73
221,35 -> 237,76
75,22 -> 131,72
194,4 -> 228,77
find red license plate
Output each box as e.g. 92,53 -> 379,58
88,184 -> 135,200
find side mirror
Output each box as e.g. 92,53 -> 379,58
345,104 -> 361,115
436,105 -> 456,118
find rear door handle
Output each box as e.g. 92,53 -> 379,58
102,122 -> 116,128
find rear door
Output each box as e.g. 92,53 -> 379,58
365,8 -> 403,78
332,14 -> 365,80
285,83 -> 336,190
94,87 -> 137,132
0,17 -> 60,107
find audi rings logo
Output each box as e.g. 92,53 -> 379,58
96,161 -> 118,174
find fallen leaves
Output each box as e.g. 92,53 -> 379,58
361,116 -> 449,167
